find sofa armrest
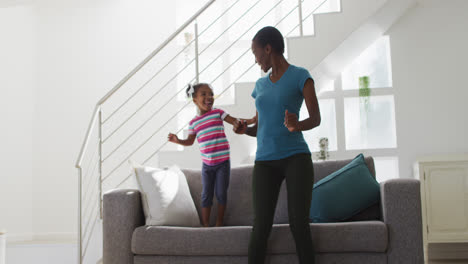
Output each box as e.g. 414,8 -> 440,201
380,179 -> 424,264
103,189 -> 145,264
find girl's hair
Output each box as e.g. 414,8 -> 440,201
185,83 -> 211,98
252,26 -> 285,54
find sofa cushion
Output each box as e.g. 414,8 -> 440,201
131,221 -> 388,255
310,154 -> 381,223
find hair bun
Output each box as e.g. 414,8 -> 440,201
186,83 -> 195,98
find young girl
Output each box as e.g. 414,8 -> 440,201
168,83 -> 255,227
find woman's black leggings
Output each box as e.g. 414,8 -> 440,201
248,153 -> 315,264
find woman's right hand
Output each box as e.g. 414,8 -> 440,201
168,133 -> 179,143
233,119 -> 247,134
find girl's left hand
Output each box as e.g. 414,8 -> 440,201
284,110 -> 300,132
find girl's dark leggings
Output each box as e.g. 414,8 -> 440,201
248,153 -> 315,264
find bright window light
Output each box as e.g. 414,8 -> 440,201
342,36 -> 392,90
344,95 -> 397,150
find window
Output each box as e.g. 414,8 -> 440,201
306,36 -> 399,180
342,36 -> 392,90
344,95 -> 397,150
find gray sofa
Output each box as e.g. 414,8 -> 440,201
103,156 -> 424,264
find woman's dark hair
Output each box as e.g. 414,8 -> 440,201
186,83 -> 210,98
252,26 -> 285,54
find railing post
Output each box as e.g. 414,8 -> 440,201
195,21 -> 200,83
98,108 -> 103,219
298,0 -> 303,36
78,167 -> 83,264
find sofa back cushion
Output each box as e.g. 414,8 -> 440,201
182,156 -> 380,226
183,165 -> 255,226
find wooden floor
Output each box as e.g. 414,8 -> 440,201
427,243 -> 468,263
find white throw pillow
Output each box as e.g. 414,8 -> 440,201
131,162 -> 200,227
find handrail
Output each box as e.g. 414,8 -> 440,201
75,0 -> 216,169
76,105 -> 100,168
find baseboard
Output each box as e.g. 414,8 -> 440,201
6,232 -> 77,245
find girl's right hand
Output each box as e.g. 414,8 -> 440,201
233,119 -> 247,134
168,133 -> 179,143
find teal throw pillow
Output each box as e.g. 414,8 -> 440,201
309,154 -> 380,223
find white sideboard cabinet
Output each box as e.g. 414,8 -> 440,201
414,155 -> 468,262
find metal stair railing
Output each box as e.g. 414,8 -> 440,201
75,0 -> 331,263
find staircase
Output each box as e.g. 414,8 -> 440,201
75,0 -> 416,263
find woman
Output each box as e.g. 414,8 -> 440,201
234,26 -> 321,264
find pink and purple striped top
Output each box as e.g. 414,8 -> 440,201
188,108 -> 230,166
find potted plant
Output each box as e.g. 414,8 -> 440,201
359,76 -> 370,144
317,137 -> 330,160
359,76 -> 370,113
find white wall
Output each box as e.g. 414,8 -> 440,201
0,5 -> 35,240
1,0 -> 177,240
388,0 -> 468,178
31,0 -> 177,238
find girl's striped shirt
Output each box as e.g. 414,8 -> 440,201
188,108 -> 230,166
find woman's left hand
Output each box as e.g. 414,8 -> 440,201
284,110 -> 300,132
